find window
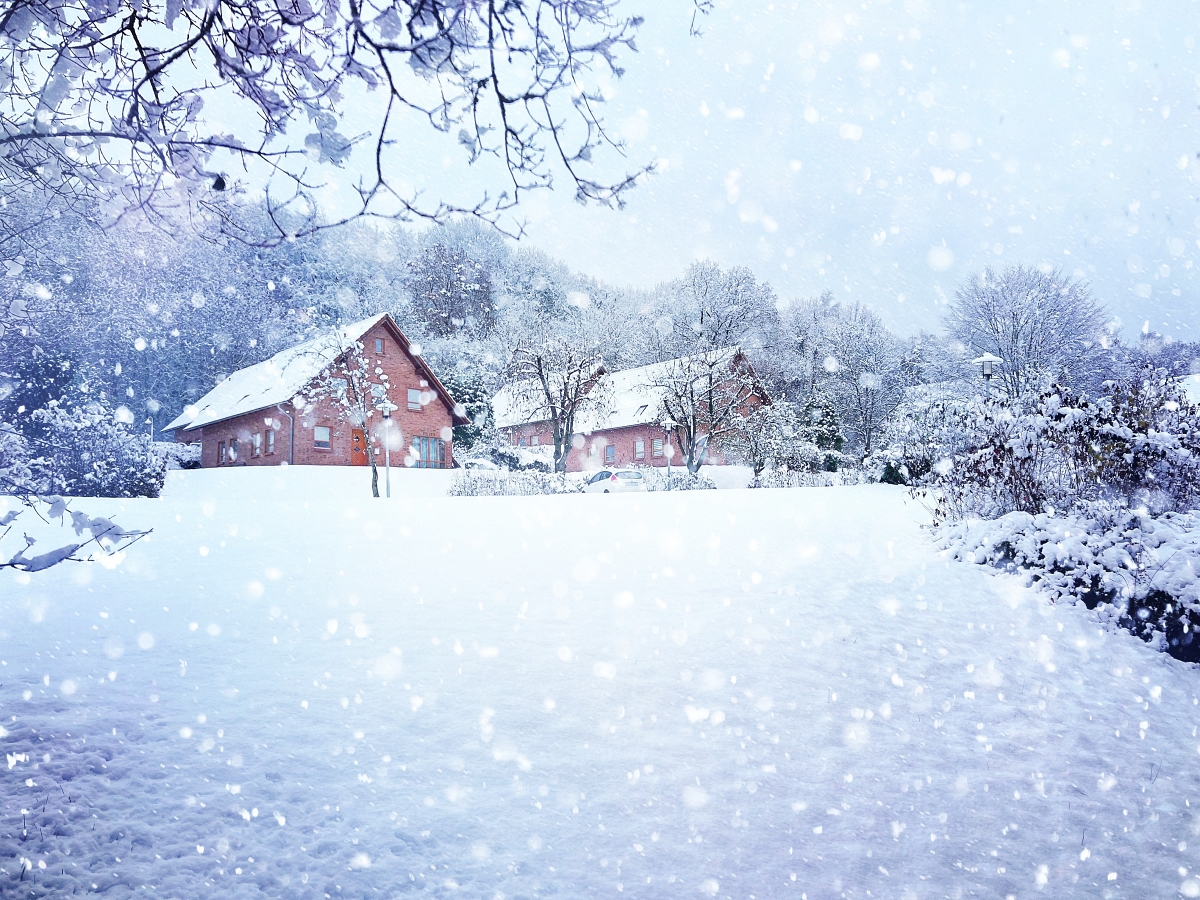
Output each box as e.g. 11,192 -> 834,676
375,337 -> 384,354
530,435 -> 539,447
519,437 -> 526,447
604,444 -> 615,463
229,438 -> 239,462
314,426 -> 332,449
252,432 -> 262,457
652,438 -> 664,458
408,388 -> 421,411
218,441 -> 225,464
635,440 -> 645,460
267,429 -> 275,454
413,436 -> 446,468
330,377 -> 348,398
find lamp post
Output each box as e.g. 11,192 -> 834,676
375,400 -> 398,498
660,419 -> 679,490
971,353 -> 1003,399
145,418 -> 154,442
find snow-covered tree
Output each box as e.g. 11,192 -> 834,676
303,329 -> 399,498
736,399 -> 844,475
407,243 -> 496,339
650,260 -> 780,358
497,312 -> 610,474
946,266 -> 1109,400
0,0 -> 662,242
821,302 -> 908,457
650,349 -> 765,474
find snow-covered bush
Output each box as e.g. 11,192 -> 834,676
923,368 -> 1200,660
154,440 -> 202,470
462,430 -> 553,472
749,466 -> 872,489
878,380 -> 977,485
447,470 -> 581,496
639,468 -> 716,491
27,402 -> 166,498
936,505 -> 1200,662
915,369 -> 1200,524
736,400 -> 847,475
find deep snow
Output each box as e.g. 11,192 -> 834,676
2,468 -> 1199,899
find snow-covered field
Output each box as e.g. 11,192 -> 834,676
3,468 -> 1199,899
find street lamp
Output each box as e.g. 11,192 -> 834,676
375,400 -> 399,498
660,418 -> 679,490
971,353 -> 1003,398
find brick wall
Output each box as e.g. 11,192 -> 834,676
506,422 -> 726,472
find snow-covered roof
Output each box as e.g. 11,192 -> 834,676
165,314 -> 388,432
493,348 -> 742,432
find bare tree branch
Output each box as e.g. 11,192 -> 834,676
1,0 -> 672,250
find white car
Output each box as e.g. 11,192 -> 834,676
583,469 -> 647,493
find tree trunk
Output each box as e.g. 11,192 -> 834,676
370,455 -> 380,498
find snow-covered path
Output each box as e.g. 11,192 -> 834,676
3,469 -> 1198,899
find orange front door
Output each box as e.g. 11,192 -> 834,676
351,429 -> 369,466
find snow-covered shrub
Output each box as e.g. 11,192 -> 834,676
936,505 -> 1200,662
154,440 -> 202,470
462,430 -> 553,472
736,400 -> 846,475
749,466 -> 872,489
924,369 -> 1200,660
878,380 -> 977,485
916,369 -> 1200,525
639,468 -> 716,492
28,401 -> 166,498
447,470 -> 581,496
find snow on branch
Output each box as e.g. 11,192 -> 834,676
0,0 -> 658,246
0,494 -> 150,573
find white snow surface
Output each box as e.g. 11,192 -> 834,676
164,313 -> 388,433
3,468 -> 1200,899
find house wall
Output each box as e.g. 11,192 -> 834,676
181,320 -> 456,469
506,422 -> 727,473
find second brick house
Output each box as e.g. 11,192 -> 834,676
493,349 -> 768,472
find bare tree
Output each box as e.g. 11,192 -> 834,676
946,265 -> 1108,399
496,312 -> 610,473
822,302 -> 907,457
0,0 -> 680,247
651,348 -> 764,474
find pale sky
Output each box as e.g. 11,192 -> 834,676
308,0 -> 1200,340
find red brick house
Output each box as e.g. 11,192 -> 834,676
493,348 -> 768,473
166,313 -> 468,469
